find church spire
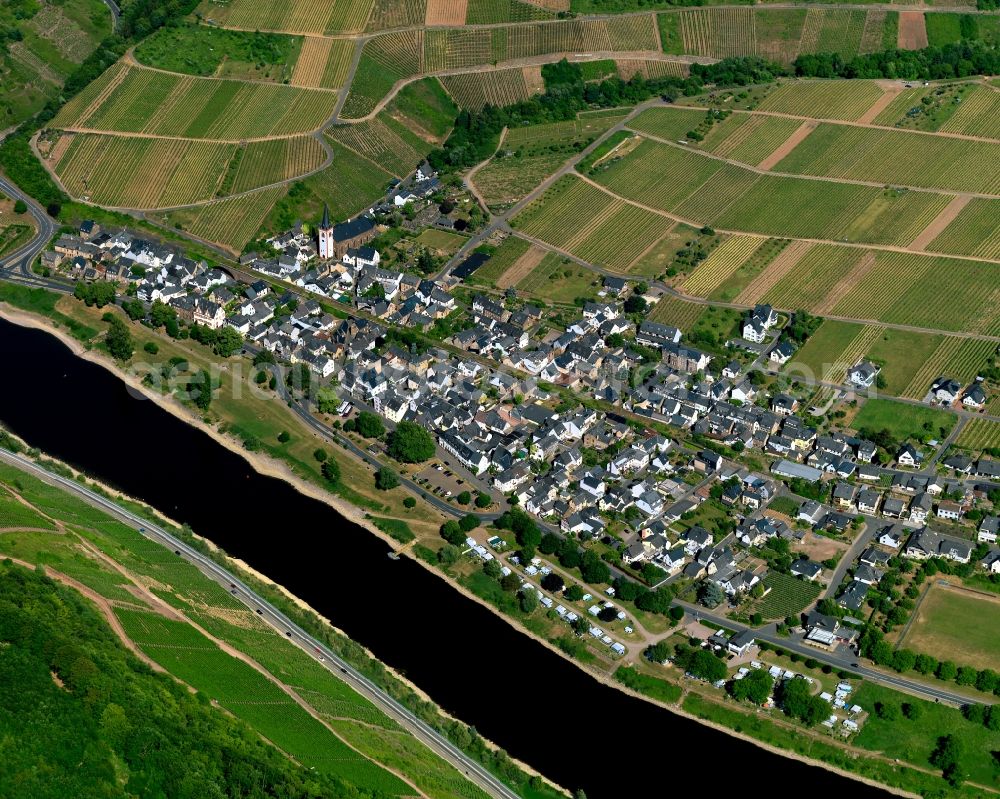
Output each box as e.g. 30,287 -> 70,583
321,203 -> 331,229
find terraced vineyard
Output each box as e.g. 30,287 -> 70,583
756,80 -> 887,122
53,65 -> 335,139
440,68 -> 540,111
165,186 -> 286,254
681,235 -> 767,297
196,0 -> 375,35
957,418 -> 1000,452
928,198 -> 1000,259
328,116 -> 431,178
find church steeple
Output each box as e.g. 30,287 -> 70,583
321,203 -> 331,229
318,203 -> 334,259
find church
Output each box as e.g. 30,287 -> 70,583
317,204 -> 376,260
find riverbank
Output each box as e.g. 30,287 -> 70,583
0,303 -> 943,799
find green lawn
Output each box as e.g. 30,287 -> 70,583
614,665 -> 682,703
851,398 -> 956,443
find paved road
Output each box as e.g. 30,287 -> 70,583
823,517 -> 877,600
0,447 -> 522,799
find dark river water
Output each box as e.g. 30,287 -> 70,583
0,316 -> 890,799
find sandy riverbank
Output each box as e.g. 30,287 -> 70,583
0,303 -> 921,799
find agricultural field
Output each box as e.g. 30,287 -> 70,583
774,122 -> 1000,195
699,114 -> 806,167
339,30 -> 424,119
0,0 -> 113,126
328,115 -> 432,178
956,418 -> 1000,452
0,488 -> 56,530
52,65 -> 335,140
936,83 -> 1000,139
366,0 -> 427,31
872,81 -> 985,135
132,23 -> 301,82
384,78 -> 458,142
927,197 -> 1000,259
290,36 -> 356,89
196,0 -> 374,35
53,134 -> 237,209
514,251 -> 600,303
466,235 -> 532,285
228,136 -> 328,195
465,0 -> 555,24
659,7 -> 892,63
510,175 -> 668,271
628,107 -> 711,142
498,15 -> 660,61
646,293 -> 705,331
439,68 -> 541,111
163,185 -> 286,254
753,572 -> 821,619
756,80 -> 887,122
899,583 -> 1000,670
851,398 -> 955,442
680,234 -> 768,297
703,237 -> 791,302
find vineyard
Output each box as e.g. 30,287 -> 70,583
647,293 -> 705,330
938,84 -> 1000,139
467,235 -> 532,285
165,185 -> 285,254
424,28 -> 494,71
499,15 -> 660,61
465,0 -> 554,24
756,80 -> 887,122
754,572 -> 821,619
328,116 -> 430,178
366,0 -> 426,30
195,0 -> 374,35
0,489 -> 56,530
700,114 -> 806,166
55,133 -> 237,208
680,234 -> 767,297
289,36 -> 355,89
341,30 -> 423,118
53,65 -> 335,139
895,335 -> 995,399
705,237 -> 790,302
229,136 -> 327,195
440,68 -> 538,111
774,122 -> 1000,195
761,244 -> 875,310
957,419 -> 1000,452
928,198 -> 1000,259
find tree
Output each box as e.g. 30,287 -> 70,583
501,573 -> 521,593
902,702 -> 922,721
729,669 -> 773,705
321,458 -> 341,486
105,316 -> 133,361
457,490 -> 471,505
387,421 -> 435,463
518,589 -> 538,613
698,580 -> 725,609
956,666 -> 977,686
875,701 -> 901,721
668,605 -> 684,623
313,448 -> 328,462
580,550 -> 610,584
440,521 -> 465,546
936,660 -> 958,682
475,491 -> 491,508
143,341 -> 159,355
277,431 -> 290,443
213,326 -> 243,358
687,649 -> 727,683
914,653 -> 937,675
189,370 -> 213,411
437,544 -> 459,566
645,641 -> 671,663
403,496 -> 416,509
13,199 -> 26,213
483,558 -> 502,579
930,735 -> 966,786
565,584 -> 584,602
459,513 -> 479,532
122,299 -> 145,320
541,572 -> 564,593
976,669 -> 998,694
375,467 -> 399,491
354,411 -> 385,439
776,677 -> 827,726
891,649 -> 916,673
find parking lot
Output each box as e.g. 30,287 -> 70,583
414,462 -> 469,499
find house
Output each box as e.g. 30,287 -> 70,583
932,377 -> 961,404
790,559 -> 822,581
693,449 -> 723,473
904,529 -> 973,563
979,516 -> 999,544
636,320 -> 681,349
797,500 -> 824,524
728,629 -> 756,657
847,361 -> 880,389
963,383 -> 987,409
856,489 -> 880,515
897,444 -> 919,468
771,394 -> 798,417
743,305 -> 777,343
936,500 -> 962,521
838,580 -> 869,612
878,525 -> 904,548
769,340 -> 795,365
832,482 -> 857,510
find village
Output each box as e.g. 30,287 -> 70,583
39,159 -> 1000,742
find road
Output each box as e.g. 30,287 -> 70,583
0,175 -> 66,291
0,447 -> 522,799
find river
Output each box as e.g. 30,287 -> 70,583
0,316 -> 890,799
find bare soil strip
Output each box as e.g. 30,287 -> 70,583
46,131 -> 75,168
898,12 -> 929,50
856,87 -> 901,126
522,65 -> 546,94
736,240 -> 814,304
909,195 -> 972,251
498,243 -> 548,288
756,121 -> 816,171
425,0 -> 468,26
814,250 -> 877,314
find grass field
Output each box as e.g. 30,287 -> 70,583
385,77 -> 458,142
515,250 -> 600,303
338,30 -> 424,119
466,235 -> 532,285
196,0 -> 374,35
53,64 -> 335,140
854,682 -> 1000,788
900,583 -> 1000,670
851,398 -> 955,441
754,571 -> 821,619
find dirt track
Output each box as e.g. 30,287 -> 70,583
909,195 -> 972,251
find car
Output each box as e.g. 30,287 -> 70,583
256,609 -> 263,615
285,631 -> 292,637
138,527 -> 145,532
851,662 -> 860,668
174,549 -> 181,555
340,667 -> 347,674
